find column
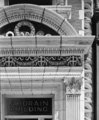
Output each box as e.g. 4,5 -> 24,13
64,77 -> 83,120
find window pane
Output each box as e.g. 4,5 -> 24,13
8,0 -> 52,5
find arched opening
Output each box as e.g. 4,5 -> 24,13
0,4 -> 78,36
0,20 -> 59,36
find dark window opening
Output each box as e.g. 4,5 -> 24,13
5,119 -> 38,120
8,0 -> 52,5
0,20 -> 59,36
19,26 -> 31,33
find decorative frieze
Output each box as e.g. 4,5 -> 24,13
0,48 -> 85,56
0,56 -> 82,67
64,77 -> 83,94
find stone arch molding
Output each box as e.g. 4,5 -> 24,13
0,4 -> 78,36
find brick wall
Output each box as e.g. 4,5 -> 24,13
68,0 -> 82,33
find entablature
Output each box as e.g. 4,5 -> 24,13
0,36 -> 94,67
0,56 -> 82,67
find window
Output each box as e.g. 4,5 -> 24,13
4,0 -> 68,6
3,95 -> 53,120
5,0 -> 52,5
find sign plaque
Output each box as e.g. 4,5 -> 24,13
5,98 -> 52,115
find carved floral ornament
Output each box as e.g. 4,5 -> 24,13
14,21 -> 35,36
64,77 -> 83,94
5,21 -> 51,36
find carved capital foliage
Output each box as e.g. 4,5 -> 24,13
64,77 -> 83,94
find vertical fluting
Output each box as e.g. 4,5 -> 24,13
66,94 -> 80,120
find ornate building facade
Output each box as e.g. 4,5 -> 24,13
0,0 -> 95,120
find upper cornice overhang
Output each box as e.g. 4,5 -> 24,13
0,4 -> 77,35
0,36 -> 95,56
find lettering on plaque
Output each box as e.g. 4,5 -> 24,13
5,98 -> 52,115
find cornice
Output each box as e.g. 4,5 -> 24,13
0,36 -> 94,56
0,56 -> 83,67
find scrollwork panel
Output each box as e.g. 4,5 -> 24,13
0,56 -> 82,67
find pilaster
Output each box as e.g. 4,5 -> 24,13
64,77 -> 83,120
84,0 -> 93,120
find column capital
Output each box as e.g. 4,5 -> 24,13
64,77 -> 83,94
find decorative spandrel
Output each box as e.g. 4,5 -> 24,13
0,56 -> 82,67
